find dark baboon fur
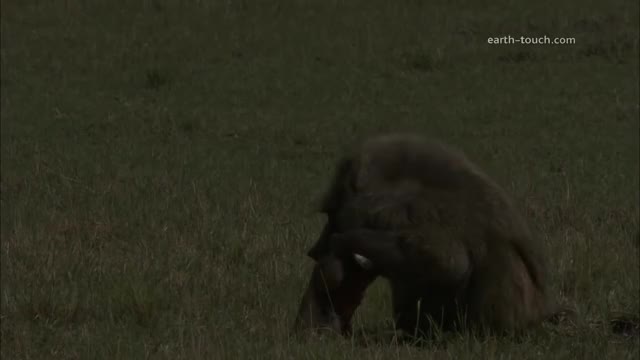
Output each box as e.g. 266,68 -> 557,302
293,133 -> 556,337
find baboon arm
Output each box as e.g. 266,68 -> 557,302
330,228 -> 471,284
329,229 -> 408,276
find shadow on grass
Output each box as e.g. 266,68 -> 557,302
316,313 -> 640,349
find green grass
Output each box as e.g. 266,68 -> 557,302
1,0 -> 638,358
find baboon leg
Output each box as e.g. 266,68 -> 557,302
390,281 -> 422,335
390,280 -> 469,337
465,246 -> 549,333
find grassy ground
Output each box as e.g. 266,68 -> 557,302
1,0 -> 638,358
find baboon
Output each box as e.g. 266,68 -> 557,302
293,133 -> 556,337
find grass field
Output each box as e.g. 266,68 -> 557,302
1,0 -> 639,359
